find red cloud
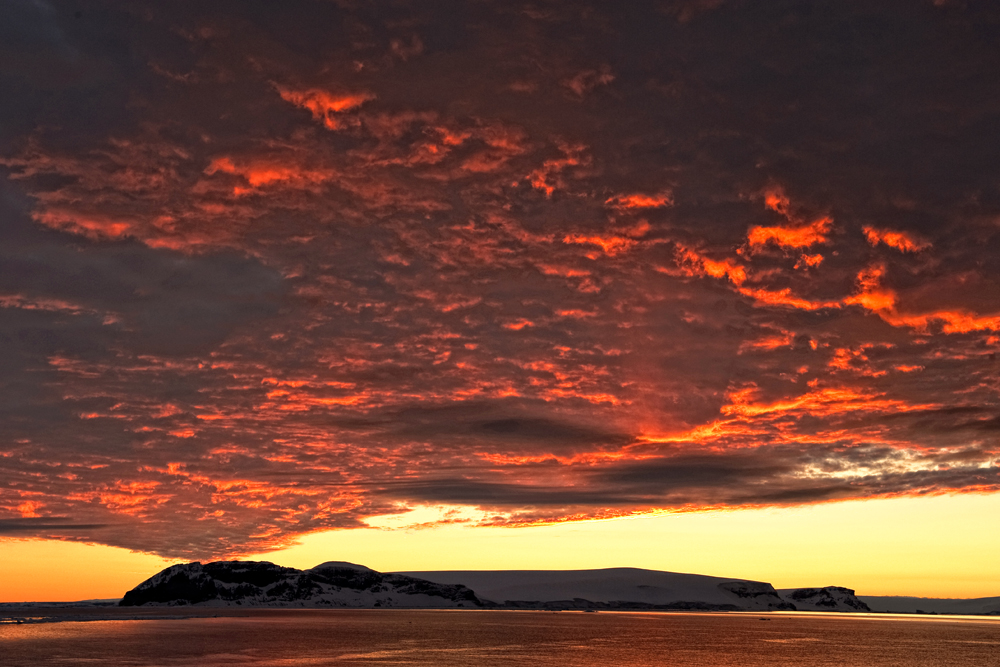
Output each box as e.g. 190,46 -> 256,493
675,245 -> 748,285
746,187 -> 832,250
563,233 -> 637,255
528,141 -> 590,196
276,85 -> 375,129
795,253 -> 824,269
204,156 -> 334,193
605,192 -> 674,209
844,263 -> 896,312
863,226 -> 931,252
747,216 -> 833,250
32,208 -> 138,240
844,264 -> 1000,334
737,286 -> 840,311
763,188 -> 790,215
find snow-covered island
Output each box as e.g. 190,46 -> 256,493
119,561 -> 872,612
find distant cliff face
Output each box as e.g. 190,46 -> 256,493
779,587 -> 872,612
717,581 -> 796,611
120,561 -> 484,608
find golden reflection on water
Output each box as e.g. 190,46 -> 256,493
2,610 -> 999,666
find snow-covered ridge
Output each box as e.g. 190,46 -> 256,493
397,568 -> 796,611
120,561 -> 874,612
119,561 -> 482,608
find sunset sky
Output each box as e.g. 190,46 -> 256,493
2,0 -> 1000,602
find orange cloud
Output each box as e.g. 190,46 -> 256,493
737,286 -> 840,311
555,309 -> 597,319
276,86 -> 375,129
739,329 -> 794,353
675,246 -> 747,285
528,141 -> 590,196
827,343 -> 893,377
32,208 -> 137,240
537,264 -> 591,278
67,481 -> 171,517
844,264 -> 897,312
563,233 -> 637,255
204,156 -> 333,192
863,226 -> 930,252
605,192 -> 674,209
503,318 -> 535,331
883,309 -> 1000,334
747,216 -> 833,250
795,253 -> 824,269
17,500 -> 43,518
844,264 -> 1000,334
718,383 -> 932,419
746,187 -> 833,250
643,381 -> 939,452
763,188 -> 790,215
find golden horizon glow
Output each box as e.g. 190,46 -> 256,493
4,493 -> 999,602
0,539 -> 180,603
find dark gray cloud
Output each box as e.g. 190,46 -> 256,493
1,0 -> 999,559
0,517 -> 107,534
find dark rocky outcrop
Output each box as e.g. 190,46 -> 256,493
779,586 -> 871,612
120,561 -> 484,608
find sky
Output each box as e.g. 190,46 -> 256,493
2,0 -> 1000,602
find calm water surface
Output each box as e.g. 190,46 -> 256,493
3,610 -> 999,666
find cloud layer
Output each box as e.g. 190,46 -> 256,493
1,0 -> 999,558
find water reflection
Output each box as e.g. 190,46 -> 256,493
2,610 -> 999,666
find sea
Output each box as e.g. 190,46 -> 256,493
2,609 -> 999,666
